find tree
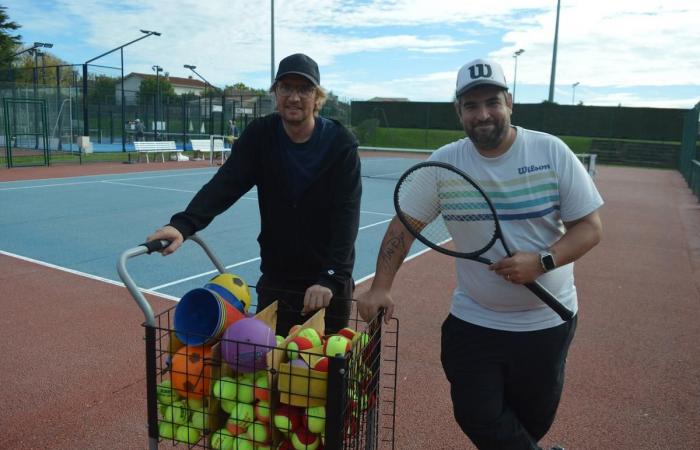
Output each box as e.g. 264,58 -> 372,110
320,90 -> 350,124
0,6 -> 21,64
8,51 -> 75,86
137,75 -> 176,105
225,82 -> 267,96
88,75 -> 117,104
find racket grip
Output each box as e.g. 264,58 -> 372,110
524,282 -> 574,321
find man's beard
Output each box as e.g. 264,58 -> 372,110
465,119 -> 507,150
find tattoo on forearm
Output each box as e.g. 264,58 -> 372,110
379,230 -> 408,272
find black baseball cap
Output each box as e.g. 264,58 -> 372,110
274,53 -> 320,86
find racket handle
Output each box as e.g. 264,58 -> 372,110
524,282 -> 575,321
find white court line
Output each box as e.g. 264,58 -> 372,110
148,256 -> 262,291
0,250 -> 179,301
100,180 -> 259,199
360,209 -> 394,217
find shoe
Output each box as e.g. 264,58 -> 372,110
550,446 -> 565,450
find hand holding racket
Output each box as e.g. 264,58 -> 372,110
394,161 -> 574,321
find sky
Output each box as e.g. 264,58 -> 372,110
7,0 -> 700,109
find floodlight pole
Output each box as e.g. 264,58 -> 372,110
184,65 -> 215,135
152,65 -> 163,140
548,0 -> 561,102
82,30 -> 161,148
271,0 -> 275,85
572,82 -> 580,105
512,49 -> 524,103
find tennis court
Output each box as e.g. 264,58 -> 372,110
1,159 -> 699,449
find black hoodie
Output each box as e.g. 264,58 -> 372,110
169,113 -> 361,291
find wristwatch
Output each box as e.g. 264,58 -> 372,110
539,251 -> 556,273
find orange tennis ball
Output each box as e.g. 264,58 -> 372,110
170,345 -> 213,398
323,335 -> 352,357
337,327 -> 357,340
286,336 -> 314,360
312,357 -> 328,372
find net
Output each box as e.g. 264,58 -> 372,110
359,146 -> 430,180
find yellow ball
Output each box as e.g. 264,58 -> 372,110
206,273 -> 251,313
175,425 -> 201,444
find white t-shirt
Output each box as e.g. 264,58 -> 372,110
427,126 -> 603,331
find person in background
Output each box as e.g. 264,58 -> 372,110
357,58 -> 603,450
134,118 -> 145,142
147,53 -> 362,336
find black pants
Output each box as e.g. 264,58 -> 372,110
440,314 -> 577,450
255,274 -> 353,337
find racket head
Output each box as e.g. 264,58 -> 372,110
393,161 -> 500,260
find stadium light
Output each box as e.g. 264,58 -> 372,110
572,81 -> 580,105
184,64 -> 216,134
81,29 -> 161,153
548,0 -> 561,102
512,49 -> 524,103
11,41 -> 53,58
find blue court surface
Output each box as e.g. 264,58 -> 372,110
0,166 -> 431,305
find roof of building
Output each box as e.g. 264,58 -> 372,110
367,97 -> 410,102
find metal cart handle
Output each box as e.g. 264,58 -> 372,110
116,234 -> 227,327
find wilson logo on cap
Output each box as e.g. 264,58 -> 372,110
469,64 -> 493,80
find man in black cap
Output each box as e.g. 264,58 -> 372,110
147,54 -> 361,335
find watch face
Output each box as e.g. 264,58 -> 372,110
541,253 -> 555,271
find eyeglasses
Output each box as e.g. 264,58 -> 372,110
275,83 -> 316,99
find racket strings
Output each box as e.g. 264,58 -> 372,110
396,166 -> 497,255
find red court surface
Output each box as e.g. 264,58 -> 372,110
2,163 -> 699,449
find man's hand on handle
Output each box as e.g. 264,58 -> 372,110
357,288 -> 394,324
146,225 -> 184,255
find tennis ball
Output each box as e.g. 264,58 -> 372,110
221,399 -> 236,414
286,336 -> 313,360
354,331 -> 370,349
187,396 -> 204,412
225,418 -> 247,436
255,400 -> 271,423
213,376 -> 238,401
312,357 -> 329,372
232,436 -> 255,450
245,420 -> 271,444
337,327 -> 357,340
323,334 -> 352,357
190,410 -> 206,430
254,371 -> 270,402
290,427 -> 320,450
175,425 -> 201,444
158,420 -> 175,439
276,335 -> 285,347
297,328 -> 323,347
273,404 -> 303,435
164,400 -> 189,425
236,373 -> 255,404
304,405 -> 326,434
156,379 -> 178,405
229,401 -> 255,427
210,428 -> 235,450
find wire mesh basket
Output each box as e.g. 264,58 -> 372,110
118,235 -> 399,450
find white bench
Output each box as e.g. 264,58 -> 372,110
190,138 -> 230,165
134,141 -> 181,163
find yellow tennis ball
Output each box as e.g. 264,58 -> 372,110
175,425 -> 201,444
245,420 -> 271,443
158,420 -> 175,439
156,379 -> 179,405
220,399 -> 236,414
232,436 -> 255,450
297,328 -> 323,347
305,405 -> 326,434
229,401 -> 255,427
255,401 -> 271,423
164,401 -> 189,425
187,397 -> 204,412
236,373 -> 255,404
190,410 -> 206,430
210,428 -> 235,450
213,376 -> 238,401
323,335 -> 352,357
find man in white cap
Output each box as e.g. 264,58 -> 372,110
148,54 -> 361,336
358,58 -> 603,449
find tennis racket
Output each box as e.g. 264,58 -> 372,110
394,161 -> 574,321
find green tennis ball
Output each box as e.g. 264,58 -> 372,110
175,425 -> 200,444
297,328 -> 323,347
158,420 -> 175,439
156,380 -> 178,405
210,428 -> 235,450
246,420 -> 271,443
323,335 -> 351,357
220,399 -> 236,414
354,331 -> 370,349
276,335 -> 285,347
290,427 -> 319,450
305,405 -> 326,434
254,371 -> 270,402
164,401 -> 189,425
255,401 -> 271,423
187,397 -> 204,412
213,376 -> 238,401
236,373 -> 255,404
190,410 -> 206,430
229,401 -> 255,427
232,436 -> 255,450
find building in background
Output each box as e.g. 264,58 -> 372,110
116,73 -> 207,104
